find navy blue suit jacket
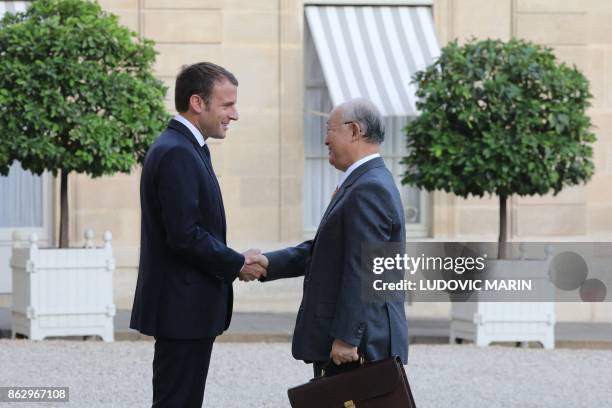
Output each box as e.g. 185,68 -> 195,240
130,119 -> 244,339
264,157 -> 408,364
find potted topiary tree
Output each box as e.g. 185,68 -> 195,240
402,38 -> 595,348
0,0 -> 168,341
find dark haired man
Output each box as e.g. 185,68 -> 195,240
130,62 -> 267,407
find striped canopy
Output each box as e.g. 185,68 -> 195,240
305,5 -> 441,117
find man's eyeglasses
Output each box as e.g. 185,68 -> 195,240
326,121 -> 355,133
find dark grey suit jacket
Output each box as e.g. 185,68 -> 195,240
264,157 -> 408,364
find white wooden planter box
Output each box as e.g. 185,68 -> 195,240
450,248 -> 555,349
10,230 -> 116,342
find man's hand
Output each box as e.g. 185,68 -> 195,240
330,338 -> 359,365
239,249 -> 269,281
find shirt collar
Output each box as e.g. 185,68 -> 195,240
337,153 -> 381,189
174,114 -> 206,147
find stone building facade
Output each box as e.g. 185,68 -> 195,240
1,0 -> 611,321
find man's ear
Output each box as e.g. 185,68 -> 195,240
351,122 -> 363,141
189,94 -> 204,114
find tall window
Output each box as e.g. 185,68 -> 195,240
0,162 -> 43,228
304,24 -> 430,237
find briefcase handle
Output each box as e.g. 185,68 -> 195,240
321,354 -> 366,377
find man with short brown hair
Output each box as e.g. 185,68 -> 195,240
130,62 -> 265,407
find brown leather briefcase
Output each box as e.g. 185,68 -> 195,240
287,356 -> 416,408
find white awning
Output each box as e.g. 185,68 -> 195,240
305,5 -> 440,117
0,1 -> 28,15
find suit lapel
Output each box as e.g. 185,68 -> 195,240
319,184 -> 347,225
313,157 -> 386,244
198,149 -> 227,241
168,119 -> 228,241
192,144 -> 225,219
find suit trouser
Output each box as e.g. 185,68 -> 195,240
152,336 -> 215,408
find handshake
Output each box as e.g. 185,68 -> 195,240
239,249 -> 269,282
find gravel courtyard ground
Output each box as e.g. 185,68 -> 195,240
0,340 -> 610,407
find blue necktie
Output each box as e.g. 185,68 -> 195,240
199,143 -> 227,240
201,144 -> 211,160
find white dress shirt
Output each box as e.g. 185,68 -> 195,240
174,114 -> 206,147
337,153 -> 381,189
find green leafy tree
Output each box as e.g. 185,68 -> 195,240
401,38 -> 595,258
0,0 -> 168,247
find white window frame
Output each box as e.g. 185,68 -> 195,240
302,15 -> 431,238
0,171 -> 54,243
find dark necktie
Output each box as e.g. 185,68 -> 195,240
201,143 -> 211,160
199,143 -> 227,240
